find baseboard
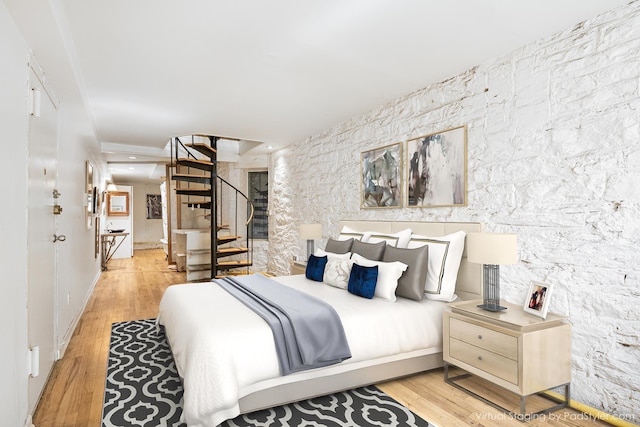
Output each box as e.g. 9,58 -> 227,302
133,242 -> 162,250
56,268 -> 101,359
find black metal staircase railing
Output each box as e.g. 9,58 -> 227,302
171,135 -> 254,279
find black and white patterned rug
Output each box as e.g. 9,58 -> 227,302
102,319 -> 434,427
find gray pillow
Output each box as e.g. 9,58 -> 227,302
382,245 -> 429,301
325,238 -> 354,254
351,239 -> 386,261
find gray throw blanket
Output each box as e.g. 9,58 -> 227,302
215,274 -> 351,375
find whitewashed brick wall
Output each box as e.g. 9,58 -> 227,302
268,2 -> 640,419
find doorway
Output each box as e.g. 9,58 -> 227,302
27,66 -> 59,412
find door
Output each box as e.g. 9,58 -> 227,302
107,185 -> 133,258
27,68 -> 59,412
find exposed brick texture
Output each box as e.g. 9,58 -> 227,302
268,2 -> 640,418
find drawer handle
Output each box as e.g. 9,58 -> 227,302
477,335 -> 483,340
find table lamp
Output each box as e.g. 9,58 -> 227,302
299,224 -> 322,259
466,232 -> 518,312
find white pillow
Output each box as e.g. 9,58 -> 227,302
367,228 -> 413,248
339,226 -> 371,242
323,258 -> 353,289
406,231 -> 466,302
351,253 -> 408,302
315,248 -> 352,260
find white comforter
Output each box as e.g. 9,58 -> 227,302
158,275 -> 445,427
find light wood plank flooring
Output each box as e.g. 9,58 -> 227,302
33,249 -> 609,426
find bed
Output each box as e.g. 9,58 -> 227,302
158,220 -> 483,427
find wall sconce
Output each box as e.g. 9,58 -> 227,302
299,224 -> 322,259
466,233 -> 518,312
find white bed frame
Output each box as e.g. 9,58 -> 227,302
237,220 -> 483,414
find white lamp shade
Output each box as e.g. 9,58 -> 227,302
299,223 -> 322,240
466,233 -> 518,265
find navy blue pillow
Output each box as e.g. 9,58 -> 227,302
348,263 -> 378,299
305,255 -> 327,282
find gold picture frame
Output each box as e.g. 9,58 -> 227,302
406,125 -> 467,207
107,191 -> 130,216
85,161 -> 94,229
360,142 -> 402,208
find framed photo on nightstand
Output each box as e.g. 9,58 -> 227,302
524,281 -> 553,319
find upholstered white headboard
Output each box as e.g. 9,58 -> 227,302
338,220 -> 484,301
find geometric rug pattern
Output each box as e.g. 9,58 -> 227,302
102,319 -> 434,427
223,386 -> 434,427
102,319 -> 183,426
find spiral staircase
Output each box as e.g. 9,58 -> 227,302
171,134 -> 254,279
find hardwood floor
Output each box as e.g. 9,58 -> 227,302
33,249 -> 609,426
33,249 -> 186,427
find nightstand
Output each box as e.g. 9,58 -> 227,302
443,299 -> 571,418
290,260 -> 307,275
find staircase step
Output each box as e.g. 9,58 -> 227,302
176,189 -> 212,197
218,235 -> 241,245
216,260 -> 253,270
173,173 -> 212,185
177,158 -> 215,172
185,143 -> 217,158
217,247 -> 249,258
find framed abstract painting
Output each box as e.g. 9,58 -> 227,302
360,142 -> 402,208
406,125 -> 467,207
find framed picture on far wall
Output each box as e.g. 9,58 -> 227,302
406,125 -> 467,207
146,194 -> 162,219
360,142 -> 402,208
523,281 -> 553,319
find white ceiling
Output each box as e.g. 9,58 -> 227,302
6,0 -> 629,182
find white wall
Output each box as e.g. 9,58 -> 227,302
55,114 -> 104,353
109,181 -> 178,252
0,4 -> 30,426
2,2 -> 106,424
268,3 -> 640,419
115,182 -> 164,249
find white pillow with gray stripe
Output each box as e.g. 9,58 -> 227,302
406,231 -> 466,302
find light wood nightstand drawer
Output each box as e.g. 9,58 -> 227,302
450,317 -> 518,360
444,301 -> 572,412
450,338 -> 518,384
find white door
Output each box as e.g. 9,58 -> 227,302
27,69 -> 59,412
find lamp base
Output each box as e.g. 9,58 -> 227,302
477,302 -> 507,312
306,240 -> 315,260
480,264 -> 506,312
